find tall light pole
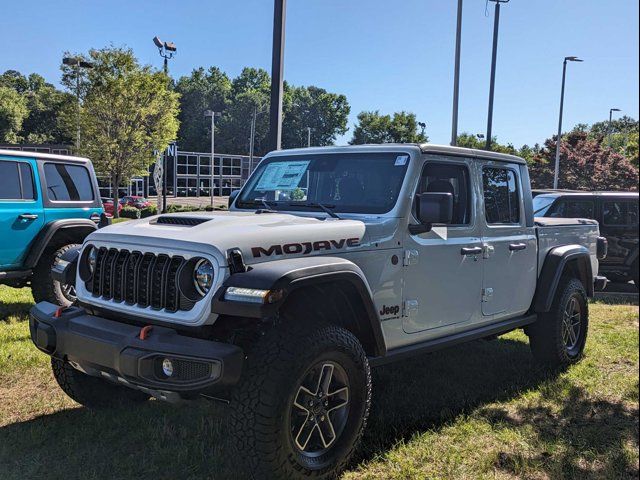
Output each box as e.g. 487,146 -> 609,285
153,37 -> 177,212
608,108 -> 621,146
307,127 -> 312,147
153,36 -> 177,75
451,0 -> 463,146
268,0 -> 287,152
205,110 -> 222,207
553,56 -> 583,189
62,57 -> 94,151
418,122 -> 427,139
485,0 -> 509,151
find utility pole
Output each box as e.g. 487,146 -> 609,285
485,0 -> 509,151
553,56 -> 583,189
62,57 -> 94,152
451,0 -> 463,146
608,108 -> 621,147
268,0 -> 287,152
153,37 -> 177,212
205,110 -> 222,206
307,127 -> 311,147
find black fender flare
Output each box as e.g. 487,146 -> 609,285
534,245 -> 593,312
24,219 -> 97,270
211,256 -> 386,357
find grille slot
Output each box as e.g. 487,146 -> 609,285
86,249 -> 190,311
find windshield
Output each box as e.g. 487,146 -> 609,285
532,195 -> 557,216
236,152 -> 410,214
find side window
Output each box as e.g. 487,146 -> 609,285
44,163 -> 94,202
0,161 -> 35,200
416,162 -> 471,225
19,163 -> 35,200
549,199 -> 594,219
482,167 -> 520,225
603,200 -> 639,226
0,161 -> 22,199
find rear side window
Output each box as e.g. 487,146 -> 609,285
482,167 -> 520,224
416,162 -> 471,225
44,163 -> 94,201
549,199 -> 595,219
0,161 -> 36,200
603,200 -> 639,226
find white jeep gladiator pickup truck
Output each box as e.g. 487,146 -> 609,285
30,144 -> 607,479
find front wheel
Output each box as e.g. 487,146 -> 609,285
228,323 -> 371,480
528,276 -> 588,366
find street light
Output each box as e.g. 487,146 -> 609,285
553,56 -> 583,189
608,108 -> 621,146
485,0 -> 509,151
418,122 -> 427,138
153,36 -> 177,74
62,56 -> 94,151
204,110 -> 222,207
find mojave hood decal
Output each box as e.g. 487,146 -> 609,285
87,211 -> 367,264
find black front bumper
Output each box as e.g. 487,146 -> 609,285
29,302 -> 243,396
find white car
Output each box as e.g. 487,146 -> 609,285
30,144 -> 607,479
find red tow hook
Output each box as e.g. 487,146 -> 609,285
139,325 -> 153,340
53,307 -> 66,318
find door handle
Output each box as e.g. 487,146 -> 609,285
460,247 -> 482,256
509,243 -> 527,251
19,213 -> 39,221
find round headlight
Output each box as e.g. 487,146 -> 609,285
193,259 -> 214,296
87,246 -> 98,274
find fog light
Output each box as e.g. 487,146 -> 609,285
162,358 -> 174,377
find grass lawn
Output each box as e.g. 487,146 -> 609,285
0,285 -> 637,479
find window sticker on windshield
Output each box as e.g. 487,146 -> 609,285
394,155 -> 409,166
255,161 -> 310,190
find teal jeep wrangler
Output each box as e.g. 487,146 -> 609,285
0,149 -> 103,306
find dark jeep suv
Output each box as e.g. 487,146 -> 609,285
533,191 -> 639,287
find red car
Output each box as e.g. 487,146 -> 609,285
120,196 -> 151,209
101,198 -> 122,217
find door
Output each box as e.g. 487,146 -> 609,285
403,157 -> 483,335
0,159 -> 44,269
132,178 -> 144,197
479,163 -> 537,318
600,197 -> 639,268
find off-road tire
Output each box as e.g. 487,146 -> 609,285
32,243 -> 79,307
227,323 -> 372,480
528,276 -> 588,366
51,358 -> 150,408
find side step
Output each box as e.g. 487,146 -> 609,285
369,314 -> 537,367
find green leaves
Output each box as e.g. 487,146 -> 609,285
350,110 -> 428,145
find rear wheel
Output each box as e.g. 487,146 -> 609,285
32,243 -> 79,307
51,358 -> 149,408
228,323 -> 371,480
528,276 -> 588,366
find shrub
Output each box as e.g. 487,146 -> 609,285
120,205 -> 141,219
140,205 -> 158,218
167,204 -> 183,213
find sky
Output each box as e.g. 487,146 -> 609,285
2,0 -> 638,149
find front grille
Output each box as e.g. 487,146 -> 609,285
87,248 -> 189,312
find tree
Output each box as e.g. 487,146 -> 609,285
77,47 -> 180,217
455,132 -> 538,160
282,85 -> 350,149
528,131 -> 638,191
350,111 -> 427,145
0,85 -> 28,143
174,67 -> 231,151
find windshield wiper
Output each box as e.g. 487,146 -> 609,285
287,202 -> 340,219
246,198 -> 278,213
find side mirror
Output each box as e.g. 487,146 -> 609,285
410,192 -> 453,234
228,189 -> 240,208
